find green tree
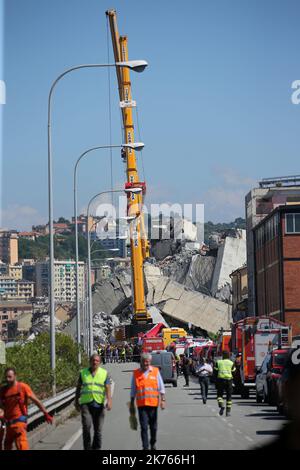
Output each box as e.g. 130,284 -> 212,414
0,333 -> 88,398
18,234 -> 88,262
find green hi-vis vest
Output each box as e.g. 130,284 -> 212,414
79,367 -> 107,405
216,359 -> 235,380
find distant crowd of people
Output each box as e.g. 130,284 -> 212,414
96,342 -> 141,364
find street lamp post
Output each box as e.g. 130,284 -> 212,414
87,187 -> 143,354
48,62 -> 147,391
86,189 -> 125,354
73,143 -> 144,364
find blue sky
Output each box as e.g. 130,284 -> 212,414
2,0 -> 300,230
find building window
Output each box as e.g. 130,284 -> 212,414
286,213 -> 300,234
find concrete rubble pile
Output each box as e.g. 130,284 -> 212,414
92,271 -> 132,316
93,311 -> 124,344
158,229 -> 246,303
144,264 -> 230,335
159,252 -> 216,296
88,228 -> 246,338
150,216 -> 197,261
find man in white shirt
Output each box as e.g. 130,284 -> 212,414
196,358 -> 213,404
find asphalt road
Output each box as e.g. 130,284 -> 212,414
33,362 -> 286,450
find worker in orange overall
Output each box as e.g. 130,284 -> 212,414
130,352 -> 166,450
0,367 -> 53,450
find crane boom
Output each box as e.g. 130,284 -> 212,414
106,9 -> 151,323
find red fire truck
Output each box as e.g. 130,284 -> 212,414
142,337 -> 165,353
231,317 -> 291,398
216,330 -> 232,357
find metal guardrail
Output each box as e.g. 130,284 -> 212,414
27,388 -> 76,426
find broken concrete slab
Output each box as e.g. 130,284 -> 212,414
152,276 -> 231,334
148,306 -> 169,326
153,277 -> 170,304
211,230 -> 246,297
184,254 -> 216,294
92,272 -> 132,316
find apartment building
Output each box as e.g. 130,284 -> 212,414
36,260 -> 85,302
0,277 -> 34,300
8,264 -> 22,280
0,231 -> 18,265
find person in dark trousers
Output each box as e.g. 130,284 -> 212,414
101,348 -> 106,365
133,344 -> 140,363
175,353 -> 180,376
196,358 -> 213,404
75,354 -> 112,450
214,350 -> 235,417
180,354 -> 191,387
130,352 -> 166,450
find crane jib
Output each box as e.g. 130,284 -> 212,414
105,9 -> 151,324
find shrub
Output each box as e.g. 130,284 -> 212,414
0,333 -> 88,398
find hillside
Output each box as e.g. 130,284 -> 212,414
18,234 -> 89,261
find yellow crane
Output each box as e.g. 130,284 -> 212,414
106,9 -> 152,323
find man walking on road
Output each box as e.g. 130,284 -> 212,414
0,367 -> 53,450
75,353 -> 112,450
214,351 -> 236,417
196,358 -> 213,404
180,354 -> 191,387
130,352 -> 166,450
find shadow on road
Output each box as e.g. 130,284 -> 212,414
181,415 -> 218,419
245,412 -> 280,418
236,402 -> 268,407
256,430 -> 281,436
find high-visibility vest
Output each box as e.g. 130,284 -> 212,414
215,359 -> 235,380
134,367 -> 160,408
79,367 -> 107,405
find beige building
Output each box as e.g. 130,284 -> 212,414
0,301 -> 33,341
17,281 -> 34,299
36,260 -> 85,302
55,304 -> 73,323
0,231 -> 18,265
8,265 -> 23,280
230,265 -> 248,322
0,277 -> 34,300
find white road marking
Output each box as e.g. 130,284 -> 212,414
62,428 -> 82,450
245,436 -> 254,442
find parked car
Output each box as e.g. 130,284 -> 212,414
275,347 -> 298,416
150,351 -> 178,387
255,348 -> 289,404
